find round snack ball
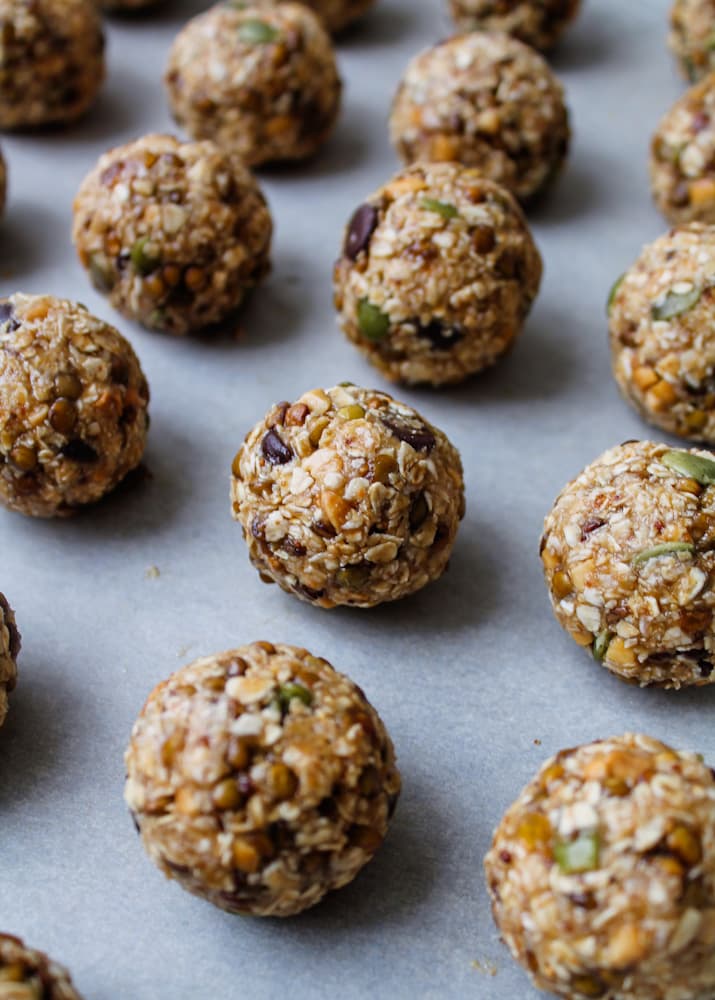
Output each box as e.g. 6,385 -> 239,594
165,1 -> 342,167
670,0 -> 715,82
125,642 -> 401,917
0,0 -> 104,129
0,294 -> 149,518
287,0 -> 375,33
485,733 -> 715,1000
540,439 -> 715,688
609,224 -> 715,442
0,933 -> 83,998
231,385 -> 465,608
389,32 -> 569,203
333,163 -> 542,386
448,0 -> 581,50
72,133 -> 272,336
0,593 -> 19,728
651,75 -> 715,225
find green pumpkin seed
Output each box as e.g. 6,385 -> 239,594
130,237 -> 161,276
420,197 -> 458,220
357,299 -> 390,341
662,449 -> 715,485
89,253 -> 115,293
632,541 -> 695,565
606,273 -> 625,314
239,19 -> 279,43
554,831 -> 600,874
592,630 -> 612,662
276,682 -> 312,711
651,286 -> 701,321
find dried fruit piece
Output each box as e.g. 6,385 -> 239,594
261,429 -> 293,465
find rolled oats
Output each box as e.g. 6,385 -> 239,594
124,642 -> 401,917
485,733 -> 715,1000
0,293 -> 149,518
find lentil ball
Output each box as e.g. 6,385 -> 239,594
670,0 -> 715,82
449,0 -> 581,50
0,592 -> 19,728
0,293 -> 149,518
231,384 -> 465,608
541,439 -> 715,688
485,733 -> 715,1000
0,0 -> 104,128
72,133 -> 272,336
333,163 -> 542,386
0,933 -> 83,998
651,74 -> 715,225
165,1 -> 342,167
125,642 -> 401,917
389,32 -> 570,203
609,224 -> 715,442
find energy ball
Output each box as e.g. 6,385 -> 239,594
670,0 -> 715,82
609,224 -> 715,442
333,163 -> 542,386
286,0 -> 375,34
0,0 -> 104,129
231,384 -> 465,608
540,439 -> 715,688
651,76 -> 715,225
485,733 -> 715,1000
0,294 -> 149,518
165,1 -> 342,167
124,642 -> 401,917
0,933 -> 83,999
448,0 -> 581,50
72,133 -> 272,336
389,32 -> 570,203
0,592 -> 19,728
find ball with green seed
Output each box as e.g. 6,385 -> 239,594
231,384 -> 465,607
0,593 -> 19,728
609,224 -> 715,442
448,0 -> 581,50
124,641 -> 401,917
164,1 -> 342,167
0,0 -> 104,128
72,133 -> 272,336
0,933 -> 84,998
485,732 -> 715,1000
541,438 -> 715,688
389,32 -> 570,203
670,0 -> 715,82
333,162 -> 542,386
0,294 -> 149,518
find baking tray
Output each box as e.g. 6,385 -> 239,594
1,0 -> 704,997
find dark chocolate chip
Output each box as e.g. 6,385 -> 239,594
260,429 -> 293,465
416,320 -> 464,351
0,301 -> 19,332
344,203 -> 378,261
60,439 -> 99,463
380,414 -> 436,452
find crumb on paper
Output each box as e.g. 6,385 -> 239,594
533,738 -> 541,745
177,644 -> 193,658
145,565 -> 160,579
471,958 -> 498,977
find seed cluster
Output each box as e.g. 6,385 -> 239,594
124,642 -> 401,917
448,0 -> 582,51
